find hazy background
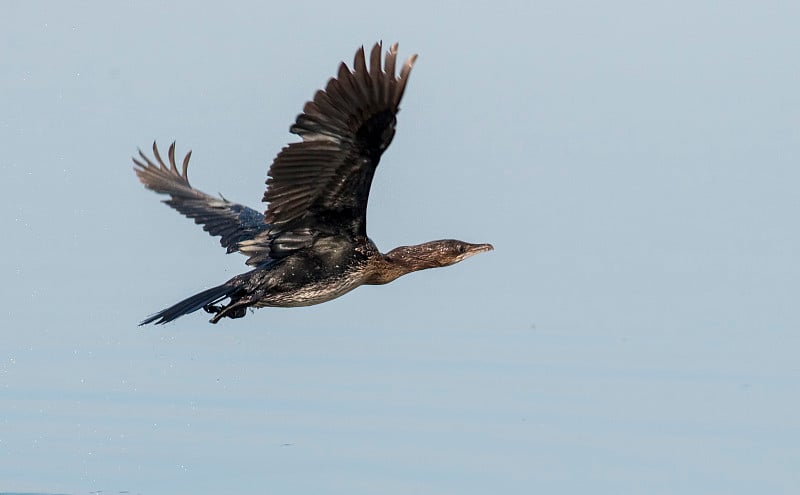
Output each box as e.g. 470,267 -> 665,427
2,1 -> 798,493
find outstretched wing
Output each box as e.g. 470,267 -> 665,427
133,142 -> 269,253
238,42 -> 417,266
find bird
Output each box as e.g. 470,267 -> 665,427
133,42 -> 493,325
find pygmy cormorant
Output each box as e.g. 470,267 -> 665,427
134,42 -> 493,324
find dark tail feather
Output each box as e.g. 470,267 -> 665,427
140,283 -> 239,325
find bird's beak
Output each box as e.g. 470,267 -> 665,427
464,242 -> 494,258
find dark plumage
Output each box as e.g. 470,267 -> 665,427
134,43 -> 492,325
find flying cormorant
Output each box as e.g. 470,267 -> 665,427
134,43 -> 493,324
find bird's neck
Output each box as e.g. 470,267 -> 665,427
365,244 -> 443,285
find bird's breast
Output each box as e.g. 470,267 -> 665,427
255,266 -> 368,308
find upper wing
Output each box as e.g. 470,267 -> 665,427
237,43 -> 416,267
133,142 -> 269,253
263,42 -> 417,236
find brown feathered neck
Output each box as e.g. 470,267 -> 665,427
365,239 -> 493,285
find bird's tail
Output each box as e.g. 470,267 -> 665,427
140,283 -> 240,325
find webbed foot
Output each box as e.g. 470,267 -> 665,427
203,303 -> 223,314
208,303 -> 248,324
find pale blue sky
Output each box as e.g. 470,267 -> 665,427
2,1 -> 799,493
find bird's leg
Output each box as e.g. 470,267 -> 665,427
203,303 -> 223,315
209,300 -> 249,324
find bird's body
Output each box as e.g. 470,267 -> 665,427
233,236 -> 378,309
134,43 -> 492,324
